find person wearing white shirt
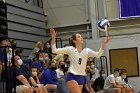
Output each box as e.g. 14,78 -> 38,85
91,64 -> 100,83
50,28 -> 110,93
116,69 -> 134,93
56,61 -> 65,79
103,68 -> 123,93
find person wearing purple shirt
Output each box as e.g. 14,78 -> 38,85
40,62 -> 58,93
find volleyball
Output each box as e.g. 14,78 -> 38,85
97,18 -> 110,32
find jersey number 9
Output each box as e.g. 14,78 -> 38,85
78,58 -> 82,64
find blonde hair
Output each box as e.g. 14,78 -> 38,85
35,41 -> 42,48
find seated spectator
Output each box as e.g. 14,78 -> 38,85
31,65 -> 40,84
31,65 -> 48,93
116,69 -> 134,93
90,62 -> 99,85
87,58 -> 99,82
57,67 -> 70,93
44,41 -> 52,60
15,48 -> 23,58
32,50 -> 45,78
28,41 -> 43,60
43,53 -> 50,67
56,61 -> 65,79
92,69 -> 106,92
82,65 -> 95,93
11,39 -> 17,50
0,39 -> 8,80
14,55 -> 48,93
1,39 -> 14,92
53,53 -> 70,68
40,62 -> 58,93
103,68 -> 123,93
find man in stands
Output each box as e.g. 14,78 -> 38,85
14,55 -> 48,93
103,68 -> 123,93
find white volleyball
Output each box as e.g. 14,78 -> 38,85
97,18 -> 110,32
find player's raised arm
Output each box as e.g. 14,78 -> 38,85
50,28 -> 70,54
101,36 -> 110,50
50,28 -> 57,46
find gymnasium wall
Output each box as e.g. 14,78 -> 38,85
43,0 -> 88,27
6,0 -> 47,59
43,0 -> 92,47
97,0 -> 140,37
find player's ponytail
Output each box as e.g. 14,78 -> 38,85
69,33 -> 77,47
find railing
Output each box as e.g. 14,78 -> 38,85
49,38 -> 63,48
93,56 -> 109,76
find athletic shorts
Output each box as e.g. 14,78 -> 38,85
12,84 -> 42,93
66,73 -> 85,85
14,85 -> 25,93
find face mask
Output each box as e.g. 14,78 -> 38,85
13,45 -> 16,49
47,45 -> 50,48
32,72 -> 37,76
122,75 -> 126,79
102,74 -> 106,77
44,57 -> 49,60
91,65 -> 95,68
51,67 -> 56,70
61,65 -> 65,69
39,57 -> 44,61
18,59 -> 23,65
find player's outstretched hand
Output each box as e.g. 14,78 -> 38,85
50,28 -> 57,38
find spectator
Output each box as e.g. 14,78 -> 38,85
92,69 -> 106,92
14,55 -> 47,93
57,67 -> 70,93
32,50 -> 45,79
15,48 -> 23,58
1,39 -> 14,92
31,65 -> 48,93
40,62 -> 58,93
82,65 -> 95,93
56,61 -> 65,79
53,54 -> 64,64
43,52 -> 50,67
44,41 -> 52,60
116,69 -> 134,93
7,39 -> 13,67
90,62 -> 100,85
53,54 -> 70,67
31,65 -> 40,84
103,68 -> 122,93
0,39 -> 8,80
11,39 -> 17,50
28,41 -> 43,60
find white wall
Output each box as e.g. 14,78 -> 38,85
43,0 -> 87,27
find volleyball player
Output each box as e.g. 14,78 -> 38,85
50,28 -> 110,93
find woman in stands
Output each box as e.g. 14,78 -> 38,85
50,28 -> 110,93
